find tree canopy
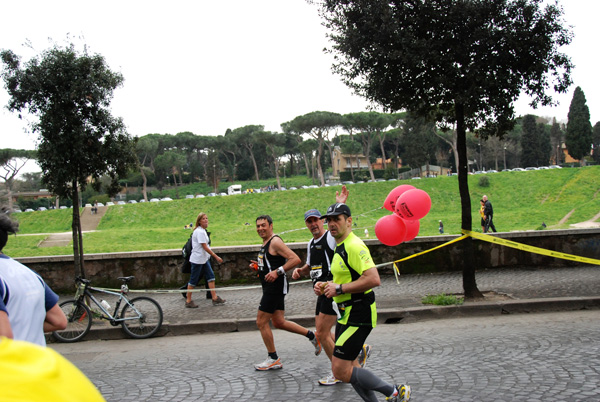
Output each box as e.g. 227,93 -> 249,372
521,115 -> 551,167
565,86 -> 593,164
316,0 -> 573,297
1,43 -> 137,276
283,111 -> 343,186
0,148 -> 36,210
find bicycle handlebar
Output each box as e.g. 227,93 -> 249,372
75,276 -> 135,285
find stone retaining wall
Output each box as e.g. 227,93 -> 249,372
16,228 -> 600,293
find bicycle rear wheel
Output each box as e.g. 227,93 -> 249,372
52,299 -> 92,343
121,296 -> 163,339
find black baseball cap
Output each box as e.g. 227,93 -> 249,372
320,203 -> 351,218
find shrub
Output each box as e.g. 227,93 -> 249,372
421,293 -> 464,306
478,175 -> 490,187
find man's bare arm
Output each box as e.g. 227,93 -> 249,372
0,311 -> 13,339
43,304 -> 67,333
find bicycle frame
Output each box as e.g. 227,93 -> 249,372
77,282 -> 144,325
54,276 -> 163,343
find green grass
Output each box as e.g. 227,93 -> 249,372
14,208 -> 77,233
4,166 -> 600,257
421,293 -> 464,306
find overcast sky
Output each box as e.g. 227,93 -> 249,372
1,0 -> 597,159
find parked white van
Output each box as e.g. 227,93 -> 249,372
227,184 -> 242,195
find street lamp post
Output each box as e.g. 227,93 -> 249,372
478,142 -> 482,171
556,144 -> 560,165
503,145 -> 507,170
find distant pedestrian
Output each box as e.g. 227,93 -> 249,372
482,195 -> 497,233
364,228 -> 369,238
438,220 -> 444,234
479,199 -> 486,232
185,212 -> 225,308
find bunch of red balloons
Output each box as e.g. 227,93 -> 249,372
375,185 -> 431,246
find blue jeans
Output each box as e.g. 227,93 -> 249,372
188,260 -> 216,287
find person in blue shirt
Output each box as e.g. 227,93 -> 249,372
0,208 -> 67,346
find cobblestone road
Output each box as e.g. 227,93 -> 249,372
64,266 -> 600,328
51,310 -> 600,401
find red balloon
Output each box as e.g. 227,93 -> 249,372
375,214 -> 407,246
383,185 -> 416,212
403,219 -> 420,242
394,189 -> 431,220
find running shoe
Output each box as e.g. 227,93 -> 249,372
318,373 -> 342,386
254,357 -> 282,371
185,301 -> 198,308
212,296 -> 226,306
386,384 -> 411,401
357,344 -> 372,368
310,333 -> 322,356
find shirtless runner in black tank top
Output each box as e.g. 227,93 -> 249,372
249,214 -> 322,371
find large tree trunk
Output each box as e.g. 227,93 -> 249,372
363,139 -> 376,181
140,167 -> 148,201
378,132 -> 387,170
71,181 -> 85,278
316,139 -> 325,186
302,152 -> 311,178
435,129 -> 459,173
249,151 -> 260,182
6,185 -> 13,211
456,103 -> 482,298
274,158 -> 281,190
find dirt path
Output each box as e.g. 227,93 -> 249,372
38,206 -> 107,247
570,210 -> 600,229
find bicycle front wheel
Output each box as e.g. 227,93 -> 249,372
121,296 -> 163,339
52,299 -> 92,343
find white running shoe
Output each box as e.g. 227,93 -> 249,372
318,372 -> 342,386
254,357 -> 282,371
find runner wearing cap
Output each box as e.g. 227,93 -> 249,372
314,203 -> 411,402
250,214 -> 322,371
292,186 -> 371,386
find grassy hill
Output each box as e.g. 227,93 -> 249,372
5,166 -> 599,258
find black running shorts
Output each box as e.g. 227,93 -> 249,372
333,324 -> 372,361
315,294 -> 337,316
258,292 -> 285,314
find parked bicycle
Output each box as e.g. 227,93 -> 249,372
53,276 -> 163,342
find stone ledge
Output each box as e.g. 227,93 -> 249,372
45,296 -> 600,343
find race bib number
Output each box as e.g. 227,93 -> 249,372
310,265 -> 323,280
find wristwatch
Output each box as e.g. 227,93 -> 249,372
335,284 -> 343,295
277,267 -> 285,276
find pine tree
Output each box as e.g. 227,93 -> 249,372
521,115 -> 538,167
550,118 -> 563,164
537,122 -> 552,166
592,122 -> 600,165
565,87 -> 592,165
